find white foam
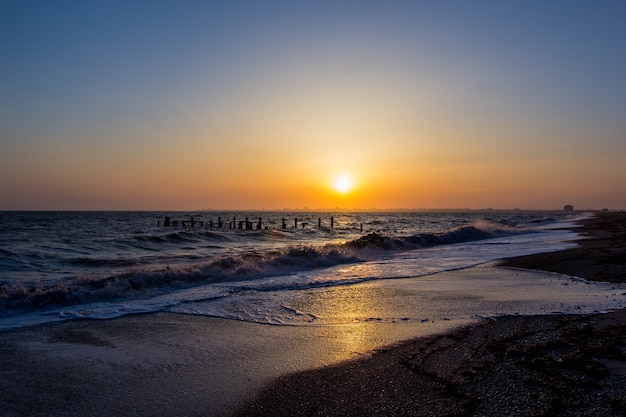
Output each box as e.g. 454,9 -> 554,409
170,265 -> 626,326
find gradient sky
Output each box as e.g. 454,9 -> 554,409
2,1 -> 625,210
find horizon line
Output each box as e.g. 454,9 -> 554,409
1,207 -> 619,213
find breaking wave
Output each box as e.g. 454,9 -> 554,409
0,220 -> 532,316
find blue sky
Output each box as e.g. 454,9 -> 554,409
2,1 -> 625,210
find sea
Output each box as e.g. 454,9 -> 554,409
1,210 -> 624,332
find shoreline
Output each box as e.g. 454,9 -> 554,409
1,212 -> 624,416
233,212 -> 626,417
498,211 -> 626,283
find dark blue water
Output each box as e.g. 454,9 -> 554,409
0,210 -> 576,328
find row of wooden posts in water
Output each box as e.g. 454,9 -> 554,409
159,215 -> 360,231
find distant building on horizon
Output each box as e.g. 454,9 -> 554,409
564,204 -> 574,212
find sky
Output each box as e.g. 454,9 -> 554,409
1,1 -> 625,211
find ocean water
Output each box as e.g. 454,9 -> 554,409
1,210 -> 623,331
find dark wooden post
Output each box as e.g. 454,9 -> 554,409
318,218 -> 321,228
257,217 -> 262,229
331,217 -> 334,228
295,218 -> 298,228
360,223 -> 363,232
218,217 -> 222,228
282,218 -> 286,229
164,216 -> 171,227
233,216 -> 236,230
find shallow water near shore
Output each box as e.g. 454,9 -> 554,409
169,263 -> 626,326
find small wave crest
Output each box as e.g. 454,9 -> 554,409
134,230 -> 232,245
68,257 -> 138,268
347,219 -> 527,250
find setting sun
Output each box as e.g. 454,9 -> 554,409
333,175 -> 354,194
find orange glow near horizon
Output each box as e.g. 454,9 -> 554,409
5,131 -> 623,211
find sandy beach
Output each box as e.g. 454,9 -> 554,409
1,212 -> 625,417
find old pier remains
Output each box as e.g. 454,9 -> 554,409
159,215 -> 361,231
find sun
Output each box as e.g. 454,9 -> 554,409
333,175 -> 354,194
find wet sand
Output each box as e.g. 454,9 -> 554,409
234,212 -> 626,417
0,311 -> 468,417
1,212 -> 625,417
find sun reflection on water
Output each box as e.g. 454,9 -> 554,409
285,283 -> 423,361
